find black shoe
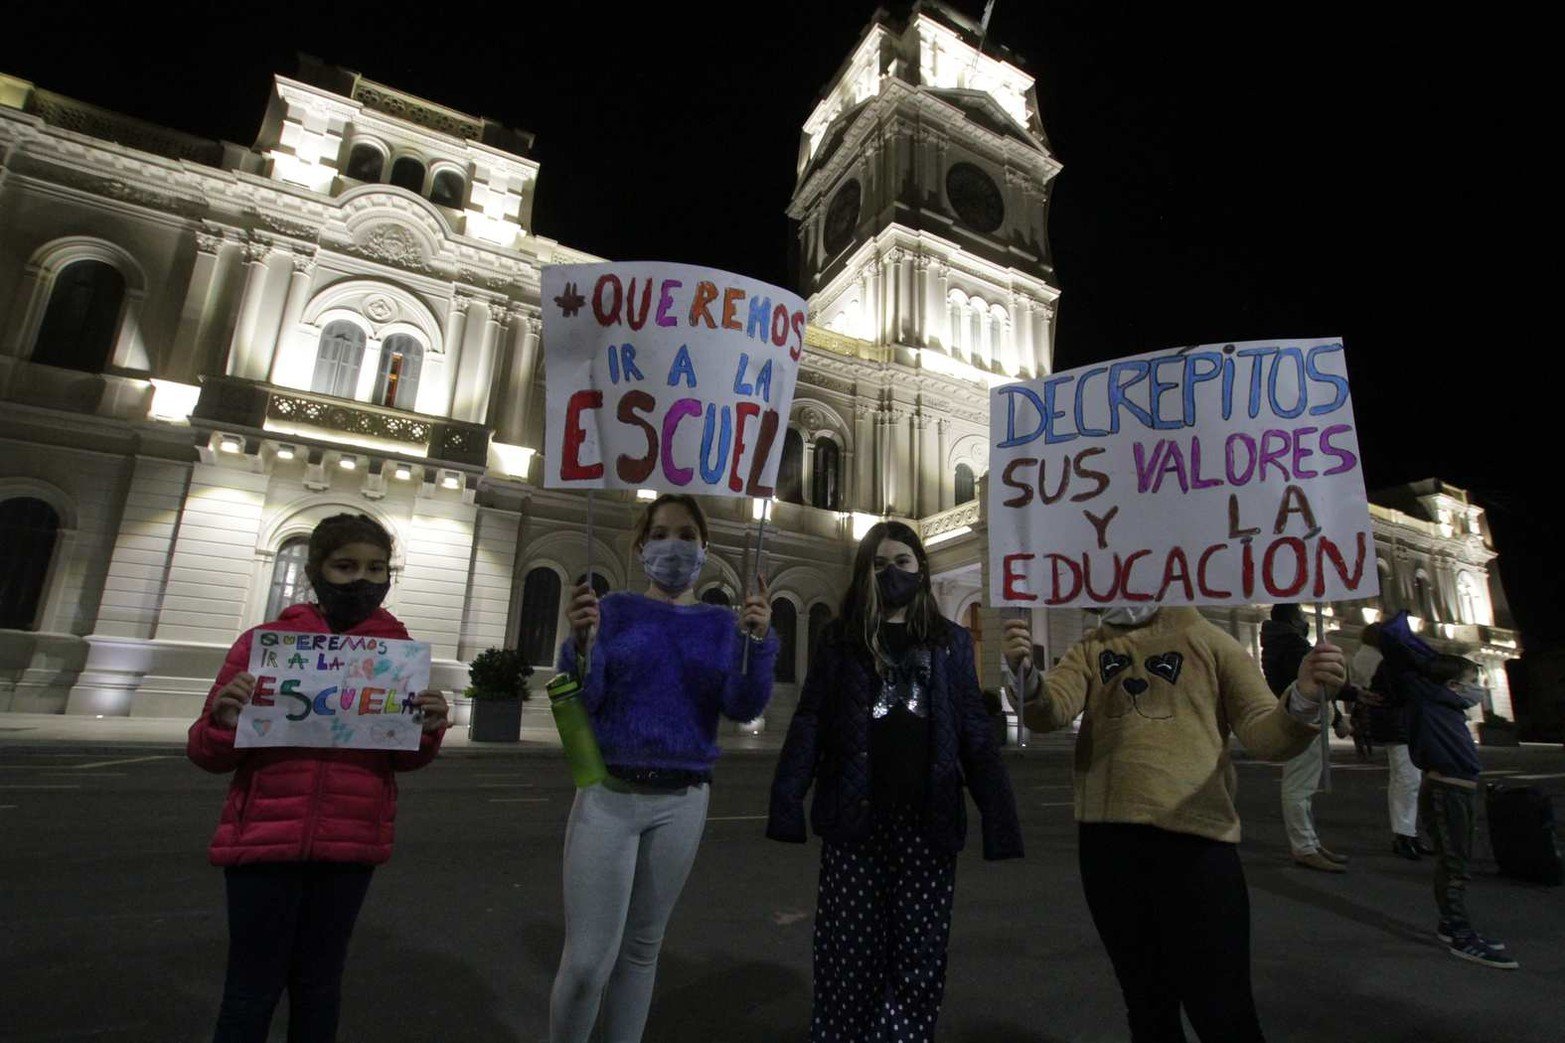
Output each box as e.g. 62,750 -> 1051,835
1392,835 -> 1422,860
1414,836 -> 1436,856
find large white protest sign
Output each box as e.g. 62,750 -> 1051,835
988,338 -> 1378,608
235,631 -> 431,751
542,261 -> 806,496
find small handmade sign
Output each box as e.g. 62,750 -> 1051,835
235,631 -> 432,751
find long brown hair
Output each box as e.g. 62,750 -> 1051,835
837,521 -> 948,662
630,493 -> 710,552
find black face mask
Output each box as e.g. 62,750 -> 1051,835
876,566 -> 922,610
316,578 -> 391,632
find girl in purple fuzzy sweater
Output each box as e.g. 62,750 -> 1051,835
548,493 -> 776,1043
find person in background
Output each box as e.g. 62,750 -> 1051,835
1368,614 -> 1518,970
1352,624 -> 1434,859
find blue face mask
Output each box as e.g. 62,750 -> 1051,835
640,539 -> 706,594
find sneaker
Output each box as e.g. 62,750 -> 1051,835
1317,845 -> 1349,865
1447,934 -> 1519,970
1435,919 -> 1465,944
1392,835 -> 1422,860
1414,836 -> 1436,856
1292,849 -> 1346,873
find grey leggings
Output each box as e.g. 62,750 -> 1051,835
549,779 -> 710,1043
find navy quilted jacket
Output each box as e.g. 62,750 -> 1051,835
767,619 -> 1023,860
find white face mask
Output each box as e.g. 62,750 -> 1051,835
1100,606 -> 1159,628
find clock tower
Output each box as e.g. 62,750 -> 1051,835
789,1 -> 1061,378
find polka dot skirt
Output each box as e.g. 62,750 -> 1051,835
811,804 -> 956,1043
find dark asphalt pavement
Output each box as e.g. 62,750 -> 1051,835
3,736 -> 1563,1042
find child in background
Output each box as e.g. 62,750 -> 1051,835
187,513 -> 448,1043
548,493 -> 776,1043
1367,613 -> 1518,969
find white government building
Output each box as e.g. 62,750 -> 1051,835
0,2 -> 1520,732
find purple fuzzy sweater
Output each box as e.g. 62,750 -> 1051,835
557,592 -> 779,774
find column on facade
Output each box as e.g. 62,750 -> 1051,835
1034,304 -> 1054,376
897,250 -> 915,344
884,251 -> 901,345
439,294 -> 471,416
166,233 -> 224,383
890,410 -> 913,516
154,463 -> 270,646
917,412 -> 940,516
495,308 -> 542,447
397,495 -> 480,661
866,260 -> 882,347
911,255 -> 928,346
1014,297 -> 1035,377
457,506 -> 520,661
458,303 -> 504,424
266,253 -> 317,385
853,403 -> 875,512
937,418 -> 953,511
225,241 -> 275,381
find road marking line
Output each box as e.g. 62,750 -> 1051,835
0,785 -> 82,790
489,797 -> 549,803
476,783 -> 538,788
707,815 -> 768,821
1035,802 -> 1074,807
0,804 -> 17,809
475,774 -> 531,779
69,755 -> 175,770
42,772 -> 127,777
1507,773 -> 1565,781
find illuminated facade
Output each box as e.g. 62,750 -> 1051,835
0,3 -> 1518,730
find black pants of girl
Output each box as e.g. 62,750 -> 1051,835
811,804 -> 955,1043
213,862 -> 374,1043
1079,823 -> 1265,1043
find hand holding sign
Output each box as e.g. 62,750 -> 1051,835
740,572 -> 772,640
566,582 -> 600,651
1295,641 -> 1347,702
211,671 -> 256,730
412,690 -> 450,734
1003,618 -> 1034,675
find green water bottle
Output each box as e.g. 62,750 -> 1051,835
546,671 -> 606,788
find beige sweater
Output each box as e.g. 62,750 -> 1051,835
1023,607 -> 1317,843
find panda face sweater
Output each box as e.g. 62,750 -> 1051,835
1023,607 -> 1318,843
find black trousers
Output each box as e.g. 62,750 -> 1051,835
811,804 -> 956,1043
213,862 -> 374,1043
1078,823 -> 1264,1043
1420,777 -> 1477,932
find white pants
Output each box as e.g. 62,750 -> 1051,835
1280,740 -> 1323,853
1386,743 -> 1420,837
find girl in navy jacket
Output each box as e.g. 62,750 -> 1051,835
768,521 -> 1022,1043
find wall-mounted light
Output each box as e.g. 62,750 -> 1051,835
636,489 -> 658,501
275,445 -> 296,461
219,435 -> 243,454
393,464 -> 413,481
751,497 -> 774,521
339,456 -> 357,471
441,471 -> 462,490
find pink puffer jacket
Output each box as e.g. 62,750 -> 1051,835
187,603 -> 443,866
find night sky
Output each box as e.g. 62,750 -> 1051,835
2,3 -> 1550,643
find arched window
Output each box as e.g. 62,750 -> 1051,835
311,321 -> 367,398
0,498 -> 60,630
373,334 -> 424,410
32,260 -> 124,372
700,587 -> 733,608
1413,570 -> 1436,622
265,537 -> 312,621
518,567 -> 563,667
778,428 -> 805,505
1376,557 -> 1395,612
430,169 -> 466,208
772,598 -> 797,682
345,144 -> 385,182
811,437 -> 841,510
954,463 -> 976,504
389,156 -> 426,194
808,602 -> 834,661
574,571 -> 611,598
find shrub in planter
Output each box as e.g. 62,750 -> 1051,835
467,648 -> 533,742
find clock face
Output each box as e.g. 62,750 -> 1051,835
946,163 -> 1004,234
823,180 -> 861,256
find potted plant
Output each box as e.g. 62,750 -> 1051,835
467,647 -> 533,742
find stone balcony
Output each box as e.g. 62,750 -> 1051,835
191,375 -> 489,467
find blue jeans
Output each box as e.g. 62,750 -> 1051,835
213,862 -> 374,1043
